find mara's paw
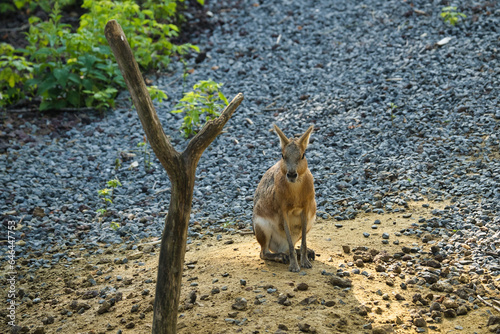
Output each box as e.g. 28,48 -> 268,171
300,258 -> 312,269
288,261 -> 301,272
306,248 -> 316,261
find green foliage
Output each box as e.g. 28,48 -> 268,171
2,0 -> 200,111
441,6 -> 466,26
137,137 -> 153,172
388,102 -> 398,126
110,221 -> 121,230
1,0 -> 76,14
79,0 -> 198,70
21,2 -> 125,111
171,80 -> 229,138
147,86 -> 168,104
107,178 -> 122,189
97,178 -> 122,216
0,43 -> 34,108
0,2 -> 15,13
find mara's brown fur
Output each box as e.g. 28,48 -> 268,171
252,124 -> 316,272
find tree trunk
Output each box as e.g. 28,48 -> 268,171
104,19 -> 243,334
153,159 -> 195,334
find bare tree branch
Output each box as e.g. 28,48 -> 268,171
183,93 -> 244,168
104,19 -> 179,176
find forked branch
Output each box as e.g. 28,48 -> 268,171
104,19 -> 243,174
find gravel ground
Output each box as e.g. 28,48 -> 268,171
1,0 -> 499,275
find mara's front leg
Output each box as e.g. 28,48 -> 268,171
282,215 -> 300,272
300,211 -> 312,269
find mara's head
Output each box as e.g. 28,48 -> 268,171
274,124 -> 314,183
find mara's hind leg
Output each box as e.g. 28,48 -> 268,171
254,221 -> 289,264
299,212 -> 312,269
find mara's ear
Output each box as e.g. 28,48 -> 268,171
298,125 -> 314,150
273,124 -> 289,150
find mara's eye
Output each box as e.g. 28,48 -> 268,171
302,153 -> 305,159
281,154 -> 284,159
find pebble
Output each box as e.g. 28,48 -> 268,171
231,297 -> 247,311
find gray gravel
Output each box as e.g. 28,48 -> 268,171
1,0 -> 499,275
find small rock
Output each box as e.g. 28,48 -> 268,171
395,294 -> 405,301
33,207 -> 45,218
33,327 -> 46,334
443,309 -> 456,318
232,297 -> 247,311
188,290 -> 197,304
299,294 -> 317,305
329,276 -> 352,288
342,245 -> 351,254
371,324 -> 395,333
298,322 -> 316,333
442,298 -> 458,309
97,301 -> 111,314
456,305 -> 468,316
413,317 -> 426,327
277,294 -> 292,306
297,282 -> 309,291
488,315 -> 500,326
278,324 -> 289,331
82,290 -> 99,299
430,302 -> 442,311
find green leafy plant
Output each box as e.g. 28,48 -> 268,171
114,157 -> 122,170
222,221 -> 236,228
4,0 -> 198,111
22,2 -> 124,110
97,178 -> 122,217
171,80 -> 229,138
441,6 -> 466,26
110,221 -> 121,231
0,43 -> 34,109
147,85 -> 168,104
137,136 -> 153,172
388,102 -> 398,126
1,0 -> 72,14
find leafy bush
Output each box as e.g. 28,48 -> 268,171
172,80 -> 228,138
2,0 -> 199,111
0,43 -> 34,108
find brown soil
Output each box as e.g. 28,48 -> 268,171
2,200 -> 498,334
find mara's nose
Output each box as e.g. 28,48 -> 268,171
287,171 -> 298,180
